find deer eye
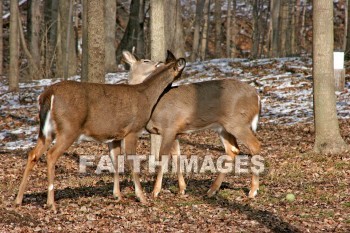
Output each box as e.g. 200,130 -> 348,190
143,60 -> 151,63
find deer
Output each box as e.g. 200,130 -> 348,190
123,52 -> 261,199
14,51 -> 186,210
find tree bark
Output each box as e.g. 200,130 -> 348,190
251,0 -> 259,58
0,0 -> 3,75
81,0 -> 105,83
164,0 -> 185,58
104,0 -> 117,72
57,0 -> 76,79
30,0 -> 42,80
214,0 -> 221,57
200,0 -> 210,60
9,0 -> 19,92
313,0 -> 349,154
191,0 -> 205,61
150,0 -> 166,159
270,0 -> 280,57
116,0 -> 144,63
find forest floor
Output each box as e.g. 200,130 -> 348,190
0,56 -> 349,232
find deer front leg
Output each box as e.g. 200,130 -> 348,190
15,137 -> 51,206
125,133 -> 147,203
108,140 -> 122,201
208,131 -> 239,197
170,139 -> 186,195
152,132 -> 176,198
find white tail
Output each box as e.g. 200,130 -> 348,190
125,54 -> 261,199
15,51 -> 186,210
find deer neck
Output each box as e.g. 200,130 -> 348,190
138,63 -> 178,106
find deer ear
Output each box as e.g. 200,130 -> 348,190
165,50 -> 176,63
176,58 -> 186,71
122,50 -> 138,64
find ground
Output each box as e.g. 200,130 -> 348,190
0,57 -> 349,232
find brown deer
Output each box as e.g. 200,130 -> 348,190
15,51 -> 186,210
125,52 -> 261,199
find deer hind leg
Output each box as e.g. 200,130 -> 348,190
15,136 -> 52,206
170,139 -> 186,195
152,132 -> 176,198
208,130 -> 239,197
46,132 -> 78,211
227,125 -> 261,198
124,133 -> 147,204
108,140 -> 122,201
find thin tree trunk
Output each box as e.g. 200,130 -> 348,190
164,0 -> 185,58
278,0 -> 288,57
251,0 -> 259,58
270,0 -> 280,57
104,0 -> 117,72
81,0 -> 105,83
58,0 -> 76,79
200,0 -> 210,60
191,0 -> 205,61
0,0 -> 3,75
344,0 -> 348,51
300,0 -> 307,52
214,0 -> 221,57
313,0 -> 349,154
30,0 -> 42,80
9,0 -> 19,92
150,0 -> 166,159
226,0 -> 232,58
136,0 -> 146,58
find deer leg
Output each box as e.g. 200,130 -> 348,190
125,133 -> 147,204
15,136 -> 52,205
208,130 -> 239,197
152,132 -> 176,198
108,140 -> 122,201
170,139 -> 186,195
227,126 -> 261,198
46,133 -> 78,211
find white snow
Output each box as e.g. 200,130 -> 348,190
1,57 -> 349,150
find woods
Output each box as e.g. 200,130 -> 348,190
0,0 -> 349,232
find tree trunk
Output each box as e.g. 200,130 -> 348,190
30,0 -> 42,80
191,0 -> 205,61
214,0 -> 221,57
136,0 -> 146,58
251,0 -> 259,58
81,0 -> 105,83
57,0 -> 76,79
0,0 -> 3,75
200,0 -> 210,60
278,0 -> 288,57
116,0 -> 144,63
150,0 -> 166,159
226,0 -> 231,58
9,0 -> 19,92
270,0 -> 280,57
164,0 -> 185,58
345,0 -> 350,58
313,0 -> 349,154
104,0 -> 117,72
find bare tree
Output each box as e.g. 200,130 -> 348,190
116,0 -> 145,62
164,0 -> 185,58
9,0 -> 19,92
150,0 -> 166,159
104,0 -> 117,72
191,0 -> 205,61
270,0 -> 280,57
58,0 -> 77,79
29,0 -> 42,80
251,0 -> 260,58
0,0 -> 3,75
81,0 -> 105,83
313,0 -> 349,154
200,0 -> 210,60
214,0 -> 221,57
